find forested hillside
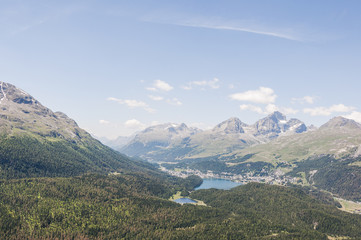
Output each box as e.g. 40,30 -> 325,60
1,176 -> 361,239
0,133 -> 164,179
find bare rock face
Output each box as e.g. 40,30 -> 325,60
213,117 -> 247,134
0,81 -> 90,142
252,111 -> 307,139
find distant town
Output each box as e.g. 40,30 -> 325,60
160,166 -> 298,186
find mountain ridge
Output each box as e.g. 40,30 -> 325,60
0,81 -> 164,178
120,111 -> 309,161
231,115 -> 361,164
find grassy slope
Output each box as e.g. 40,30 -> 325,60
230,128 -> 361,165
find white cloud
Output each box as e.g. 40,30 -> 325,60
264,104 -> 278,114
304,104 -> 355,116
239,104 -> 264,114
107,97 -> 155,113
148,95 -> 164,101
240,103 -> 298,115
166,98 -> 183,106
181,23 -> 297,40
99,120 -> 110,125
151,121 -> 160,126
146,87 -> 157,91
147,79 -> 173,92
143,16 -> 301,41
264,104 -> 299,115
124,119 -> 146,129
182,78 -> 220,90
281,107 -> 299,115
228,84 -> 235,89
292,96 -> 316,104
148,95 -> 182,106
343,111 -> 361,124
230,87 -> 277,104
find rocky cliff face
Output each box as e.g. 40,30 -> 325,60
252,111 -> 307,139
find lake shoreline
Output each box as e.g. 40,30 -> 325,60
195,178 -> 243,190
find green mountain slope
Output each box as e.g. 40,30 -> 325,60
0,81 -> 168,178
231,116 -> 361,164
287,155 -> 361,201
190,183 -> 361,239
0,133 -> 162,178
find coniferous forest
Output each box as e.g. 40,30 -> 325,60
1,172 -> 361,239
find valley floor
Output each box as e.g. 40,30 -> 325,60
161,165 -> 361,216
160,165 -> 297,186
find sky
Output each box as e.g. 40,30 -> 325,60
1,0 -> 361,139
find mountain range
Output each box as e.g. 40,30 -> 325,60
119,111 -> 310,161
115,109 -> 361,202
116,110 -> 361,165
232,116 -> 361,163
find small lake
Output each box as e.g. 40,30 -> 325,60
195,178 -> 242,190
174,198 -> 197,204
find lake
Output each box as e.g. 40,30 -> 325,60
174,198 -> 197,204
173,179 -> 241,205
195,178 -> 242,190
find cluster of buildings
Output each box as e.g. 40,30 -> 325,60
160,166 -> 297,186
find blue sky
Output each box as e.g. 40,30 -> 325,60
1,0 -> 361,138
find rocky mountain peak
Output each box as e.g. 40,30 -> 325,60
0,81 -> 89,141
143,123 -> 198,134
131,122 -> 200,144
167,123 -> 190,132
284,118 -> 307,134
213,117 -> 247,134
252,111 -> 307,139
268,111 -> 287,122
320,116 -> 361,130
253,112 -> 284,137
121,122 -> 201,157
0,82 -> 41,106
307,125 -> 318,131
0,81 -> 53,116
